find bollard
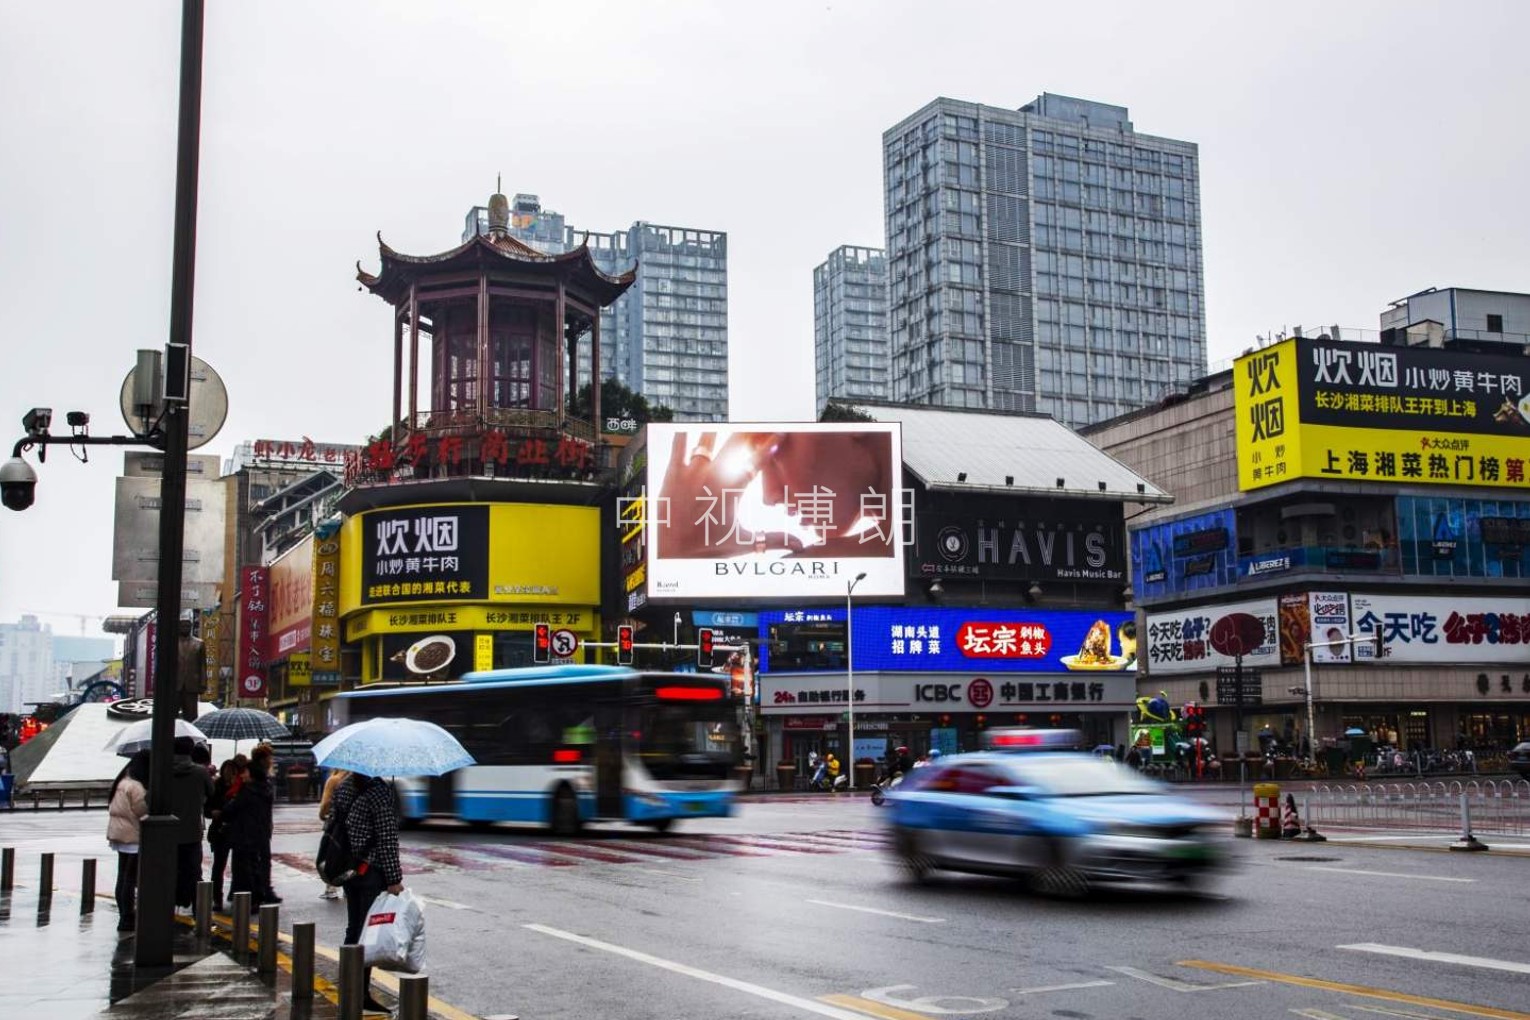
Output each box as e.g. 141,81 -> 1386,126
397,974 -> 429,1020
1449,792 -> 1489,852
257,903 -> 279,974
194,881 -> 212,939
231,892 -> 252,961
1,847 -> 13,891
338,943 -> 365,1020
291,922 -> 315,1001
81,859 -> 96,915
38,852 -> 54,903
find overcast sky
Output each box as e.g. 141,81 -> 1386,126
3,0 -> 1529,643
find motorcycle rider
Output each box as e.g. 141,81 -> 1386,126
825,753 -> 842,792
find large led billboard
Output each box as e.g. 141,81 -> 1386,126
644,423 -> 905,599
1235,336 -> 1530,491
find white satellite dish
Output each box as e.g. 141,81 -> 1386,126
119,353 -> 228,450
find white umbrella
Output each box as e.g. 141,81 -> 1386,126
105,717 -> 208,757
313,718 -> 474,777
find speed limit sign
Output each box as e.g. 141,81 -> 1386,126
550,629 -> 580,658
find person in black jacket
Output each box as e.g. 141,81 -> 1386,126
331,770 -> 404,1015
171,737 -> 215,909
222,756 -> 274,908
205,758 -> 239,910
249,744 -> 281,903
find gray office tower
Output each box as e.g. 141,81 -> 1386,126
464,194 -> 729,421
883,94 -> 1206,428
813,245 -> 889,414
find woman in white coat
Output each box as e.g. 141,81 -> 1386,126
107,750 -> 151,933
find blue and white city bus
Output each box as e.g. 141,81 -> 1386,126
330,665 -> 742,834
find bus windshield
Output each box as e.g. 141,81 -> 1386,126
636,698 -> 738,781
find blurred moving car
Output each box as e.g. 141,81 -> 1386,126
1508,741 -> 1530,779
884,730 -> 1224,895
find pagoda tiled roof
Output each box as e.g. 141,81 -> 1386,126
356,231 -> 636,305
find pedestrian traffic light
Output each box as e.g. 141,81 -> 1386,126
533,623 -> 551,664
697,627 -> 714,666
617,624 -> 634,665
1183,702 -> 1205,736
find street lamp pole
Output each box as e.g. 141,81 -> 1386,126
1302,629 -> 1382,768
846,572 -> 866,791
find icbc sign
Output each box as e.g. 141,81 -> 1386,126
956,622 -> 1052,659
967,678 -> 993,709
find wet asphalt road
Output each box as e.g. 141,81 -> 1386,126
6,794 -> 1530,1019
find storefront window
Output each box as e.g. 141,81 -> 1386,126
1397,496 -> 1530,578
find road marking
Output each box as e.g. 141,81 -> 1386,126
524,923 -> 890,1020
1304,866 -> 1475,883
1107,965 -> 1263,991
806,899 -> 945,924
1291,1010 -> 1350,1020
633,867 -> 703,883
1338,944 -> 1530,976
1347,1004 -> 1460,1019
859,985 -> 1006,1014
415,893 -> 478,911
1010,980 -> 1115,994
1179,960 -> 1530,1020
819,995 -> 935,1020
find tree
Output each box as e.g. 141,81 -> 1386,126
569,379 -> 673,424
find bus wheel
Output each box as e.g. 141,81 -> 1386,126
400,816 -> 423,831
644,818 -> 674,834
468,819 -> 495,833
550,786 -> 582,837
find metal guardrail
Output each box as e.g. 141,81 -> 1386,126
1305,779 -> 1530,836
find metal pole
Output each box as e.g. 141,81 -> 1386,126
137,0 -> 205,969
291,922 -> 315,1001
38,852 -> 53,904
1304,644 -> 1317,768
338,943 -> 365,1020
194,880 -> 212,939
257,903 -> 279,974
846,574 -> 864,791
230,891 -> 251,962
397,975 -> 430,1020
1,847 -> 13,891
81,858 -> 96,915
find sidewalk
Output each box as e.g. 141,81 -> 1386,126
0,854 -> 341,1020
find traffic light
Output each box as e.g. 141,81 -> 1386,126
1183,702 -> 1205,737
616,624 -> 634,665
697,627 -> 714,666
533,623 -> 551,664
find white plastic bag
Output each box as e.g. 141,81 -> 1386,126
359,888 -> 426,973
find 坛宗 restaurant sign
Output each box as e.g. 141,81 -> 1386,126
1235,336 -> 1530,491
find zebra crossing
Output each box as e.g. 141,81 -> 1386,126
273,828 -> 892,877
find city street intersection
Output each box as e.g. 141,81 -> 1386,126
3,792 -> 1529,1019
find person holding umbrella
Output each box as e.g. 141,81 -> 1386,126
331,768 -> 404,1015
106,750 -> 151,932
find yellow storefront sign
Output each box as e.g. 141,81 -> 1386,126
311,532 -> 342,684
287,652 -> 312,687
1236,336 -> 1530,492
1234,338 -> 1303,490
346,604 -> 597,640
338,502 -> 600,613
475,634 -> 494,672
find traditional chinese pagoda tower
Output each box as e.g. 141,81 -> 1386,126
352,186 -> 636,484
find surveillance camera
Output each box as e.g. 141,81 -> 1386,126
66,411 -> 89,428
0,456 -> 37,511
22,408 -> 52,435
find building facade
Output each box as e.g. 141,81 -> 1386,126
883,93 -> 1206,429
0,616 -> 55,714
1381,286 -> 1530,348
464,194 -> 729,422
1084,329 -> 1530,762
813,245 -> 889,414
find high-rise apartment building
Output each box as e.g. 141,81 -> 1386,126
813,245 -> 889,414
464,194 -> 729,421
0,615 -> 55,714
883,93 -> 1206,429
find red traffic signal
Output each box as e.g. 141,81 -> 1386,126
533,623 -> 552,664
616,624 -> 634,665
697,627 -> 714,666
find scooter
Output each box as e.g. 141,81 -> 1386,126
869,770 -> 904,806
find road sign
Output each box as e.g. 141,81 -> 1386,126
550,628 -> 579,658
1216,666 -> 1262,706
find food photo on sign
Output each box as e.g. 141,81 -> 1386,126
380,631 -> 476,682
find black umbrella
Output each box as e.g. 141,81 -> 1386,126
195,707 -> 291,744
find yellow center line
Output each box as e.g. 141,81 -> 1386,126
819,993 -> 938,1020
1177,960 -> 1530,1020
